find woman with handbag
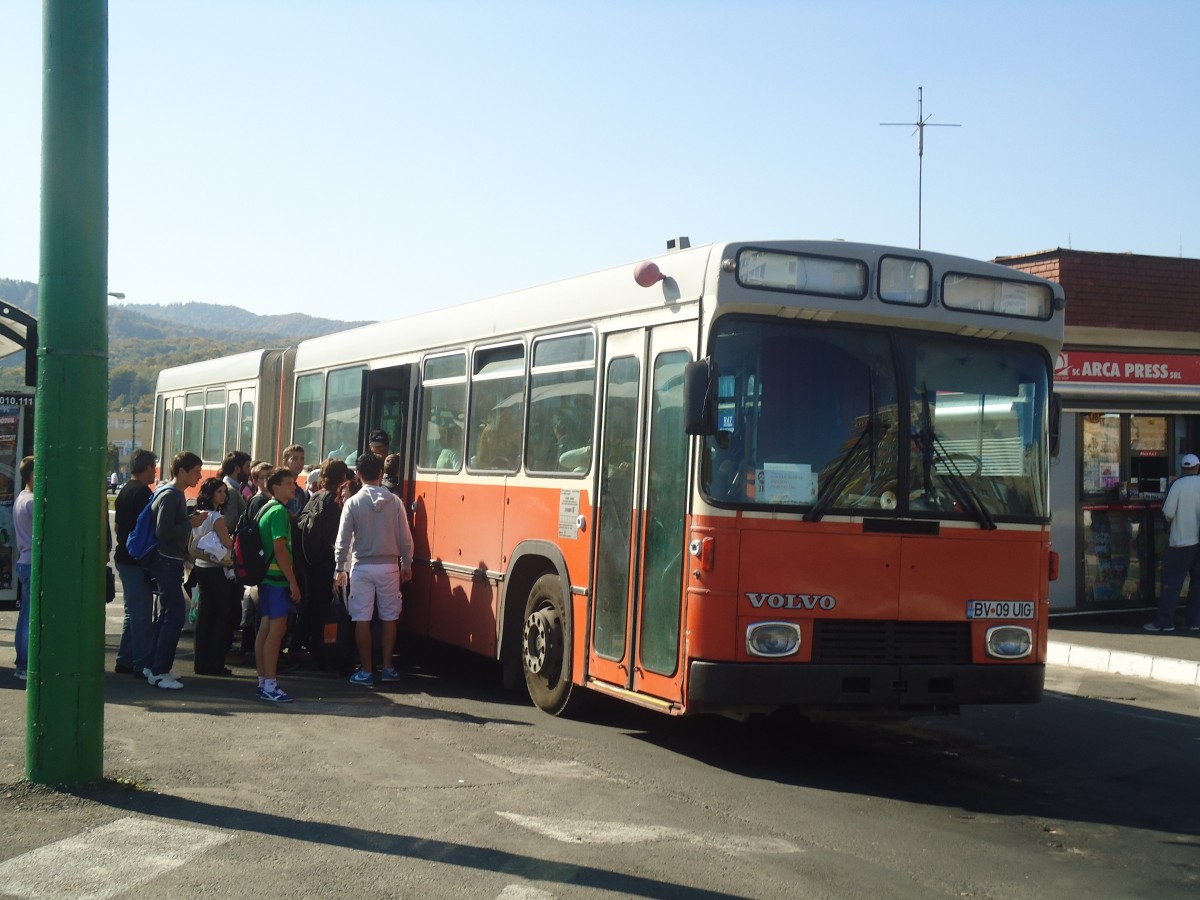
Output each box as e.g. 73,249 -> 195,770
191,477 -> 236,675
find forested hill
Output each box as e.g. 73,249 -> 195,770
0,278 -> 372,409
120,300 -> 372,339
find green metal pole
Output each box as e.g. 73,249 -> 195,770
28,0 -> 108,785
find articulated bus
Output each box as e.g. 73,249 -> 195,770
152,239 -> 1065,718
152,348 -> 294,481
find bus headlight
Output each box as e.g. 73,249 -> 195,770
985,625 -> 1033,659
746,621 -> 801,658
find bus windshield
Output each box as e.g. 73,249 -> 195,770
700,317 -> 1050,521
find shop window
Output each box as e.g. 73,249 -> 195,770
1081,413 -> 1121,496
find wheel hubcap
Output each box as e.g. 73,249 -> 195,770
524,607 -> 559,676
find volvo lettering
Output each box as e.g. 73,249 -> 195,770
746,593 -> 838,611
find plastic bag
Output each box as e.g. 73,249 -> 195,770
189,511 -> 232,567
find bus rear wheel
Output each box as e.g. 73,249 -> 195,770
522,573 -> 577,716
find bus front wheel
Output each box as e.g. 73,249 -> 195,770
522,573 -> 577,716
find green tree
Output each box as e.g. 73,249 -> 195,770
109,364 -> 139,406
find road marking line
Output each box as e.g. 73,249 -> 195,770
497,812 -> 801,855
0,815 -> 233,899
475,755 -> 607,779
496,885 -> 556,899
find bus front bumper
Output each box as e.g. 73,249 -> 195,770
687,661 -> 1045,712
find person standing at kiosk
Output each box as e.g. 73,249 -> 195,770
1146,453 -> 1200,633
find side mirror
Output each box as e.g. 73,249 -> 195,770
1049,392 -> 1062,459
683,358 -> 717,436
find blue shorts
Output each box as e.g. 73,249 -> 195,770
259,582 -> 297,619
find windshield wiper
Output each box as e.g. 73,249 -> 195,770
914,383 -> 996,530
804,418 -> 888,523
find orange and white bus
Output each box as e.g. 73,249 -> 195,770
153,239 -> 1065,718
151,348 -> 295,482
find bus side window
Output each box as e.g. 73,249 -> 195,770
293,372 -> 325,460
240,397 -> 255,453
526,332 -> 595,475
468,344 -> 525,472
325,366 -> 365,459
419,352 -> 467,471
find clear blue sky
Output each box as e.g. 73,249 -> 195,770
2,1 -> 1197,320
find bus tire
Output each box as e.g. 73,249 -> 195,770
522,573 -> 577,716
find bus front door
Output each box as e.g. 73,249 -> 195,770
589,325 -> 693,708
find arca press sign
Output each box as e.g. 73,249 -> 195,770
1054,351 -> 1200,385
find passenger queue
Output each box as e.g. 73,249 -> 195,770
109,437 -> 411,704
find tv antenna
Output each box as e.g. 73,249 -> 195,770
882,87 -> 961,248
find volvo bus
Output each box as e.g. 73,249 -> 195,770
152,239 -> 1065,718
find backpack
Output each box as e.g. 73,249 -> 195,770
296,490 -> 341,570
125,484 -> 178,564
232,499 -> 279,586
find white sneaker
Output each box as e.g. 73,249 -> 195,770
148,672 -> 184,690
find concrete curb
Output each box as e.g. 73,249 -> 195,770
1047,640 -> 1200,687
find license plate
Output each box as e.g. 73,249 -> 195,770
966,600 -> 1035,620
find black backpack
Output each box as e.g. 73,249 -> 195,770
232,499 -> 278,586
296,491 -> 341,570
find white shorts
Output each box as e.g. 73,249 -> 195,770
347,562 -> 402,622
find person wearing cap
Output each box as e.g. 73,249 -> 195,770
367,429 -> 390,457
1145,452 -> 1200,633
344,429 -> 390,469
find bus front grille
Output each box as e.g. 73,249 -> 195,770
811,621 -> 971,665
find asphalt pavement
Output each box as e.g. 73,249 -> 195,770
0,603 -> 1195,898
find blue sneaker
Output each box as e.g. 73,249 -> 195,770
259,684 -> 293,703
349,669 -> 375,686
379,667 -> 401,683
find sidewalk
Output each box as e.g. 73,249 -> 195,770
1048,612 -> 1200,687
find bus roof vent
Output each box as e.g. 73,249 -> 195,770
666,236 -> 690,251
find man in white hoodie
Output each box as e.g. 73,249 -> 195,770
334,451 -> 414,685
